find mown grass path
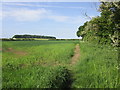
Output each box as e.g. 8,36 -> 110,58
70,44 -> 80,65
65,44 -> 80,88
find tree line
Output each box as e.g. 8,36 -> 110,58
12,35 -> 56,39
77,1 -> 120,46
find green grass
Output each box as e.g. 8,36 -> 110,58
72,42 -> 119,88
3,66 -> 71,88
2,40 -> 119,88
2,41 -> 77,67
2,40 -> 78,88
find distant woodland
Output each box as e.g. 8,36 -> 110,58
12,35 -> 56,39
1,35 -> 56,41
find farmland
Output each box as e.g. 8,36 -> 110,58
1,40 -> 119,88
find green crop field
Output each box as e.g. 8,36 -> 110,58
1,40 -> 119,88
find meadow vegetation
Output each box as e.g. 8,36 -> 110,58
2,40 -> 119,88
72,42 -> 119,88
2,41 -> 77,88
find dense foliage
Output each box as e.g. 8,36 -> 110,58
77,1 -> 120,46
12,35 -> 56,39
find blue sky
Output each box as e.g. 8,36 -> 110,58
1,2 -> 100,39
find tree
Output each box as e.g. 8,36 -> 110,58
76,1 -> 120,46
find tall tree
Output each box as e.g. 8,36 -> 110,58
76,1 -> 120,46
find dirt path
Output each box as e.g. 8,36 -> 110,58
70,44 -> 80,65
4,48 -> 27,56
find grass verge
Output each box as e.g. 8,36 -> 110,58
72,42 -> 119,88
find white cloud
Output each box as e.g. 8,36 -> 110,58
3,8 -> 48,21
3,8 -> 69,22
2,0 -> 100,2
0,12 -> 2,20
2,2 -> 91,23
0,3 -> 2,20
48,15 -> 69,22
2,7 -> 90,24
70,16 -> 88,24
3,3 -> 85,9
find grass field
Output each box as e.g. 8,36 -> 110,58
2,40 -> 119,88
72,42 -> 119,88
2,41 -> 77,88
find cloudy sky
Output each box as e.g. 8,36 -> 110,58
1,2 -> 100,39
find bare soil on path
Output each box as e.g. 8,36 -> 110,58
70,44 -> 80,65
4,48 -> 27,56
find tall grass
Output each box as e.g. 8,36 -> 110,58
2,40 -> 77,88
72,42 -> 119,88
3,66 -> 71,88
2,40 -> 119,88
2,41 -> 76,67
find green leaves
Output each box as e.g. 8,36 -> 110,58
76,1 -> 120,46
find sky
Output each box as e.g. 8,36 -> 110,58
1,2 -> 101,39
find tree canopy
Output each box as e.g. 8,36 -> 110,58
77,1 -> 120,46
